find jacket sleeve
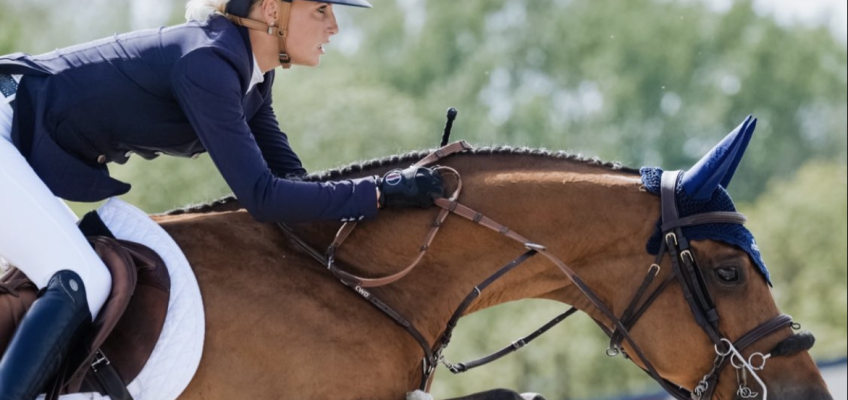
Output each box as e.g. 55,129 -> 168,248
170,48 -> 377,223
247,71 -> 308,179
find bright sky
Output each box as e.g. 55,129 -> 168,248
707,0 -> 847,42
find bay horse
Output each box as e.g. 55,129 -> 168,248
151,118 -> 831,400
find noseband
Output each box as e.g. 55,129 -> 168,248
278,143 -> 810,400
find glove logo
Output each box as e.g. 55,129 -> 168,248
384,171 -> 403,186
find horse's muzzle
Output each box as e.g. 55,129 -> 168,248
769,385 -> 833,400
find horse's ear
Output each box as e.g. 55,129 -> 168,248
681,115 -> 757,201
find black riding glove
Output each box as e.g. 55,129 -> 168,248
378,166 -> 445,209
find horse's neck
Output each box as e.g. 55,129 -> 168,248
303,154 -> 659,341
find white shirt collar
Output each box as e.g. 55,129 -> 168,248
248,54 -> 265,93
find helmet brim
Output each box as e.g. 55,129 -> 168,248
324,0 -> 373,8
227,0 -> 374,19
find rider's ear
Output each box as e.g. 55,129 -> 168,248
680,115 -> 757,201
260,0 -> 279,25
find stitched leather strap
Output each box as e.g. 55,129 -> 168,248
662,212 -> 747,231
413,141 -> 474,168
429,196 -> 682,397
225,0 -> 293,67
322,142 -> 473,288
449,307 -> 578,373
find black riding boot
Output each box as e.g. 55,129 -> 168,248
0,270 -> 92,400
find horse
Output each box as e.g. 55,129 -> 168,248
0,118 -> 832,399
147,117 -> 831,400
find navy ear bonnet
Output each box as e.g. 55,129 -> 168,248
640,167 -> 772,286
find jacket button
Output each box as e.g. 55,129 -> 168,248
124,151 -> 133,159
191,153 -> 201,159
96,155 -> 107,164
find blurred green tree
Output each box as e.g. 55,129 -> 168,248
3,0 -> 845,398
742,161 -> 848,358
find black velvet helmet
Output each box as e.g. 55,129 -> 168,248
226,0 -> 372,18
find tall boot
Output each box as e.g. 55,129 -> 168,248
0,270 -> 92,400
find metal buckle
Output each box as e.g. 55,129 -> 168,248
680,250 -> 695,263
649,263 -> 661,276
91,350 -> 111,372
665,232 -> 678,246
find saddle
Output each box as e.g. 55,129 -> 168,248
0,229 -> 170,399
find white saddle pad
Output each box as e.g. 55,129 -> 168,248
40,198 -> 205,400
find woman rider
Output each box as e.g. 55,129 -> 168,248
0,0 -> 444,398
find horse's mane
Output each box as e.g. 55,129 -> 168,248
165,145 -> 639,216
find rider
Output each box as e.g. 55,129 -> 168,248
0,0 -> 444,398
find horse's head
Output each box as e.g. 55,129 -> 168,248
619,116 -> 831,400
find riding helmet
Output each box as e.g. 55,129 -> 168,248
226,0 -> 372,17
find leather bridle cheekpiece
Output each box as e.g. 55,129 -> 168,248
279,142 -> 806,400
225,0 -> 294,68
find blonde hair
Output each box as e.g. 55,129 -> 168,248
185,0 -> 238,22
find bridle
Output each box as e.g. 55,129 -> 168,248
278,142 -> 810,400
605,170 -> 803,400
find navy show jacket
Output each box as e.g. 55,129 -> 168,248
0,15 -> 377,223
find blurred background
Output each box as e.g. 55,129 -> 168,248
2,0 -> 845,398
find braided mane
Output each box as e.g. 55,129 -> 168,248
164,145 -> 638,216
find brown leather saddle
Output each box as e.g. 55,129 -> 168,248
0,235 -> 170,400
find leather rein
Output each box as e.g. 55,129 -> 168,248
277,142 -> 802,399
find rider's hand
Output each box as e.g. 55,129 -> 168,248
377,166 -> 445,209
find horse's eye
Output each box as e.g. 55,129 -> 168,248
716,267 -> 739,283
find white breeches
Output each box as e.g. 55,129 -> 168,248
0,86 -> 111,319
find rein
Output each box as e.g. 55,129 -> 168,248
277,142 -> 808,399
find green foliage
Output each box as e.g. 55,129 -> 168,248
741,161 -> 848,358
330,0 -> 847,201
430,301 -> 659,399
4,0 -> 846,398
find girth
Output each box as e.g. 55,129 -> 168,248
279,143 -> 807,399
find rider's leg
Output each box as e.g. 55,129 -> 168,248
0,94 -> 112,399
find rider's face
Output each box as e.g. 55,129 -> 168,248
287,1 -> 339,67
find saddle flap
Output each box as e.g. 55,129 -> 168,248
97,240 -> 170,384
1,237 -> 171,398
64,237 -> 171,394
64,237 -> 139,392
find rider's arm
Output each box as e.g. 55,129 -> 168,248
170,49 -> 378,223
247,71 -> 308,179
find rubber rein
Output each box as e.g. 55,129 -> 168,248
278,142 -> 810,399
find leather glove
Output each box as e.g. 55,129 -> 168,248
378,166 -> 445,209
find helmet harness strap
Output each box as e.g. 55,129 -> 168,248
225,0 -> 293,69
